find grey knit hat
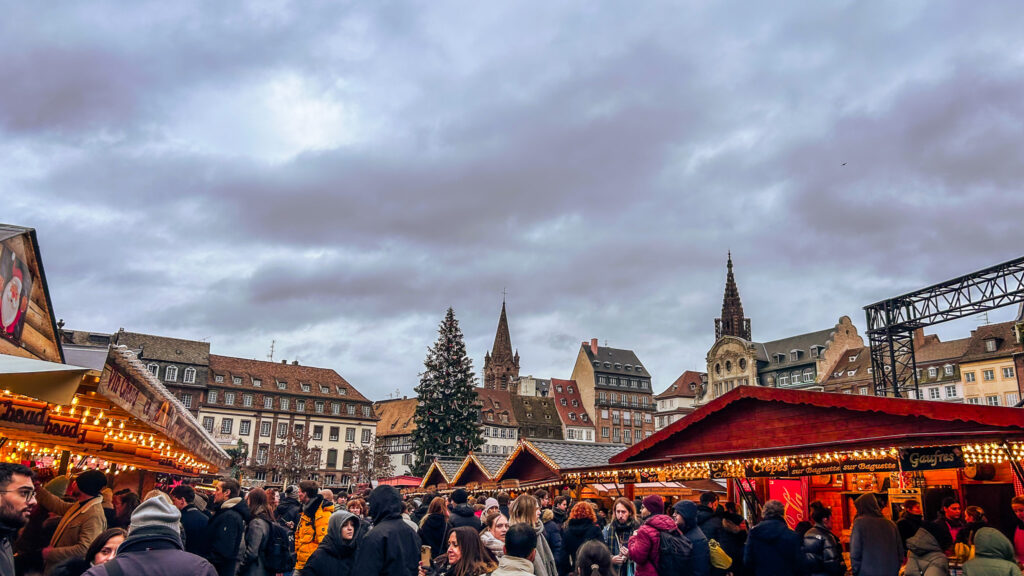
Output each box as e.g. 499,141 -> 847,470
129,496 -> 182,535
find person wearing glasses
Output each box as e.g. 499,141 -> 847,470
0,463 -> 36,576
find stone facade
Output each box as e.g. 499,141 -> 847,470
483,302 -> 520,392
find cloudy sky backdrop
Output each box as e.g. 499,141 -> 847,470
5,2 -> 1024,399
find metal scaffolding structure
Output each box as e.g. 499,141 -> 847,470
864,255 -> 1024,397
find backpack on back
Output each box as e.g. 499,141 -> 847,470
263,519 -> 297,573
656,528 -> 692,576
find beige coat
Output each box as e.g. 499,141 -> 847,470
491,555 -> 535,576
36,488 -> 107,575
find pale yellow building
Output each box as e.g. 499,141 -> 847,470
959,322 -> 1022,407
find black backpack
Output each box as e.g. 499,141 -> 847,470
656,527 -> 693,576
262,519 -> 297,573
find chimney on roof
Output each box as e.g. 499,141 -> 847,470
281,359 -> 287,364
913,328 -> 926,348
292,360 -> 299,365
590,338 -> 598,356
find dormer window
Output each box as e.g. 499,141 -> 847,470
593,362 -> 600,368
567,386 -> 574,394
928,367 -> 937,378
556,385 -> 563,393
810,346 -> 822,358
560,398 -> 567,406
985,339 -> 998,352
337,386 -> 347,395
277,380 -> 287,390
569,413 -> 577,421
625,365 -> 632,371
581,414 -> 588,422
252,378 -> 262,388
790,350 -> 801,361
147,363 -> 159,376
945,364 -> 954,376
849,354 -> 858,362
689,383 -> 696,390
774,353 -> 786,364
614,363 -> 622,369
847,370 -> 857,377
572,399 -> 579,407
232,376 -> 241,385
604,362 -> 611,368
301,383 -> 311,392
215,374 -> 224,383
494,401 -> 501,409
320,385 -> 329,393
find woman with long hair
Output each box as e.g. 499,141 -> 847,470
480,510 -> 509,559
50,528 -> 128,576
510,494 -> 557,576
603,498 -> 638,576
239,487 -> 276,576
421,526 -> 498,576
419,496 -> 452,559
112,490 -> 141,529
559,502 -> 604,576
575,540 -> 613,576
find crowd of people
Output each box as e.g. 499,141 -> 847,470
3,462 -> 1024,576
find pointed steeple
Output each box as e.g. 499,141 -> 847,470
715,251 -> 751,340
491,300 -> 514,361
484,300 -> 520,391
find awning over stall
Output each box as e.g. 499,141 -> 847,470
451,453 -> 510,487
493,439 -> 628,487
0,354 -> 92,405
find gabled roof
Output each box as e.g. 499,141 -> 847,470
419,457 -> 465,487
819,346 -> 873,387
375,398 -> 418,437
209,354 -> 371,404
494,439 -> 627,482
581,344 -> 649,377
476,387 -> 519,427
114,330 -> 210,365
612,385 -> 1024,465
450,452 -> 510,486
550,378 -> 595,430
960,321 -> 1021,363
915,335 -> 971,364
510,394 -> 564,438
657,371 -> 703,399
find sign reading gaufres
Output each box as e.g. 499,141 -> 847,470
898,446 -> 965,471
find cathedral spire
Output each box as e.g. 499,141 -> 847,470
491,300 -> 514,361
484,300 -> 520,391
715,252 -> 751,340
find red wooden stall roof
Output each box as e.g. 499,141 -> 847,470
611,386 -> 1024,465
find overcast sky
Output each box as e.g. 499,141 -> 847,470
5,2 -> 1024,400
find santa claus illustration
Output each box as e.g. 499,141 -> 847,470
1,266 -> 25,335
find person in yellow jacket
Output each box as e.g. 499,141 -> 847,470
294,480 -> 334,571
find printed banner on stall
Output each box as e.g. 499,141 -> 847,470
99,364 -> 177,437
898,446 -> 964,471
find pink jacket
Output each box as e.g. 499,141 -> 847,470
627,514 -> 678,576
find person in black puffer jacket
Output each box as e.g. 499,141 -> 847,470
275,485 -> 302,530
558,503 -> 603,576
897,500 -> 924,548
304,510 -> 361,576
448,489 -> 481,531
418,497 -> 451,560
744,500 -> 802,576
801,502 -> 845,576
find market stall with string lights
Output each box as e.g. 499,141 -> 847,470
594,386 -> 1024,542
448,452 -> 510,493
0,223 -> 229,484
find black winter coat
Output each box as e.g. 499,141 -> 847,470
81,527 -> 217,576
181,505 -> 210,557
449,504 -> 482,531
558,519 -> 603,576
744,517 -> 802,576
418,513 -> 450,560
897,513 -> 924,547
351,486 -> 422,576
275,496 -> 302,529
205,497 -> 251,576
304,511 -> 361,576
802,524 -> 845,576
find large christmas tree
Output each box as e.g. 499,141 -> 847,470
412,307 -> 484,475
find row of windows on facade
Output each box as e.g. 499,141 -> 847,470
592,361 -> 646,374
656,414 -> 685,428
908,389 -> 1019,406
202,390 -> 371,417
770,346 -> 826,365
148,364 -> 198,384
600,427 -> 653,443
566,428 -> 594,441
202,417 -> 372,443
596,375 -> 651,390
483,426 -> 518,439
249,443 -> 356,470
599,409 -> 653,425
245,470 -> 352,485
596,391 -> 650,406
150,363 -> 354,397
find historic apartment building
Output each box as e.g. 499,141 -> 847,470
477,387 -> 520,455
655,371 -> 703,430
550,378 -> 596,442
374,397 -> 417,475
570,339 -> 655,445
482,302 -> 520,392
510,393 -> 563,441
198,355 -> 377,488
111,330 -> 210,416
959,321 -> 1023,406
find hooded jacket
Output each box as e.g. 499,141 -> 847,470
743,515 -> 801,576
963,528 -> 1023,576
351,486 -> 422,576
295,495 -> 334,570
449,504 -> 482,531
904,527 -> 949,576
82,526 -> 217,576
898,512 -> 924,547
849,493 -> 903,576
542,509 -> 564,572
802,523 -> 845,576
628,514 -> 679,576
206,496 -> 251,576
675,501 -> 711,576
558,518 -> 604,576
304,510 -> 362,576
418,513 -> 450,559
275,495 -> 302,529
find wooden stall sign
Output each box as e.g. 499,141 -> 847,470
898,447 -> 964,471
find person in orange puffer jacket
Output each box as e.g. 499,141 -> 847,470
294,480 -> 334,572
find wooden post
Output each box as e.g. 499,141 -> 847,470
57,450 -> 71,475
624,481 -> 635,502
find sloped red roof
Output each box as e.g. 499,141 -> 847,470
476,388 -> 519,427
550,378 -> 595,429
611,385 -> 1024,464
657,371 -> 703,399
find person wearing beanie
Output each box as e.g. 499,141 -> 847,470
673,500 -> 711,576
449,488 -> 481,531
484,498 -> 500,517
627,495 -> 679,576
743,499 -> 802,576
35,470 -> 109,575
81,498 -> 217,576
